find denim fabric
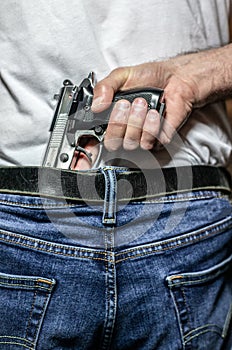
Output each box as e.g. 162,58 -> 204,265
0,171 -> 231,349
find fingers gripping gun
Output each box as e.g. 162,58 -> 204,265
43,72 -> 165,169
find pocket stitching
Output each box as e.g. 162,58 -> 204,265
184,324 -> 222,344
222,302 -> 232,339
25,289 -> 38,341
167,255 -> 232,346
0,272 -> 56,347
0,341 -> 33,350
167,254 -> 232,287
26,291 -> 51,344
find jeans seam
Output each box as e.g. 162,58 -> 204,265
0,200 -> 79,208
0,336 -> 34,347
0,192 -> 228,209
0,230 -> 108,259
168,275 -> 228,287
0,216 -> 231,261
0,281 -> 53,291
115,216 -> 232,263
25,290 -> 38,341
101,229 -> 117,350
0,235 -> 108,260
169,288 -> 186,350
184,325 -> 222,344
0,237 -> 108,260
147,194 -> 229,203
31,292 -> 49,344
222,302 -> 232,338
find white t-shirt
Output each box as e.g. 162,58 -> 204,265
0,0 -> 231,168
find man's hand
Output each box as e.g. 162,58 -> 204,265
91,44 -> 232,152
75,44 -> 232,169
91,61 -> 196,150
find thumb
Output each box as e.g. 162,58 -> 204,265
92,68 -> 130,112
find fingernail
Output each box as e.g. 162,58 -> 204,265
132,98 -> 147,111
115,100 -> 130,111
147,109 -> 159,120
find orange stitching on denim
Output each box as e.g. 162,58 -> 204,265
170,273 -> 229,287
37,278 -> 53,285
169,275 -> 184,280
0,275 -> 54,291
0,274 -> 50,283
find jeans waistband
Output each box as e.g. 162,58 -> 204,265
0,165 -> 230,202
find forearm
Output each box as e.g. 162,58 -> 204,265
170,44 -> 232,107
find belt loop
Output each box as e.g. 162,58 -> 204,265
100,167 -> 117,225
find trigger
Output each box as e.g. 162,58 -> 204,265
75,146 -> 93,164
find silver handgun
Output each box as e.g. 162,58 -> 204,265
42,72 -> 165,169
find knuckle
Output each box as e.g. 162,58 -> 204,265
111,67 -> 127,76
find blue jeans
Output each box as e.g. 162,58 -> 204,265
0,167 -> 231,350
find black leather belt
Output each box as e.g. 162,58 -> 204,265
0,166 -> 230,202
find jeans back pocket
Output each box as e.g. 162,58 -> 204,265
0,271 -> 56,349
166,254 -> 232,350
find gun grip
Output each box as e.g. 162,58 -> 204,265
113,88 -> 165,116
